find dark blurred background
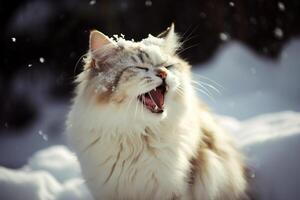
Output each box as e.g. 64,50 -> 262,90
1,0 -> 300,167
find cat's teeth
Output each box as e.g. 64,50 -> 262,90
155,105 -> 158,110
154,88 -> 156,91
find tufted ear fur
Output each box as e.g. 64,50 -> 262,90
157,23 -> 180,54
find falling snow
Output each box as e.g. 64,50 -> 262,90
38,130 -> 48,141
42,135 -> 48,141
274,27 -> 284,39
89,0 -> 96,5
229,2 -> 235,7
27,64 -> 32,68
39,57 -> 45,63
219,32 -> 229,41
145,0 -> 152,7
278,2 -> 285,11
11,37 -> 16,42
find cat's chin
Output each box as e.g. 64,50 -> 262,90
137,82 -> 168,114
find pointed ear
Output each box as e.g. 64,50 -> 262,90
157,23 -> 175,38
89,30 -> 112,52
157,23 -> 180,54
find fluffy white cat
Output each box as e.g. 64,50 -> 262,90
66,24 -> 248,200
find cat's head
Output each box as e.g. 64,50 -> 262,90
76,24 -> 193,127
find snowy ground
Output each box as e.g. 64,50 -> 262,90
1,111 -> 300,200
0,38 -> 300,199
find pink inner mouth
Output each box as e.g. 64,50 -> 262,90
138,83 -> 167,113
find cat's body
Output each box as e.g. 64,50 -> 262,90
66,25 -> 248,200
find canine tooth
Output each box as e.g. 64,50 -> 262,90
155,105 -> 158,110
154,88 -> 156,91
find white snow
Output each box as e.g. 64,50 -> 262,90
219,32 -> 229,41
278,2 -> 285,11
39,57 -> 45,63
89,0 -> 96,6
1,112 -> 300,199
274,27 -> 284,39
0,146 -> 93,200
145,0 -> 152,7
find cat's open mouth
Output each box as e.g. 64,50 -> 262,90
138,82 -> 168,113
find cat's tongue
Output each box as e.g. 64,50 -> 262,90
150,87 -> 164,108
145,86 -> 165,113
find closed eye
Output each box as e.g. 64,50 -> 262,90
165,64 -> 174,69
135,66 -> 149,71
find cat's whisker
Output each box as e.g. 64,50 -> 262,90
125,95 -> 136,117
176,41 -> 203,55
192,80 -> 221,95
142,94 -> 146,120
191,81 -> 215,97
134,92 -> 143,121
73,52 -> 89,76
190,85 -> 216,102
180,24 -> 200,47
181,24 -> 193,38
138,86 -> 147,120
181,34 -> 202,47
175,87 -> 185,97
175,90 -> 184,97
139,95 -> 143,118
191,73 -> 224,89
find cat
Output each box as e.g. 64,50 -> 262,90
66,24 -> 248,200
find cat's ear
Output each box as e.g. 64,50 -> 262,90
157,23 -> 180,54
89,30 -> 113,53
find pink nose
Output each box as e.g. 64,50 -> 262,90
156,69 -> 167,79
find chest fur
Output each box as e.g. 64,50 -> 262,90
80,136 -> 191,200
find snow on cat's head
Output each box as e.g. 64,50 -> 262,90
74,24 -> 193,131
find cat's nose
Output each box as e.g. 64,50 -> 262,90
156,68 -> 167,79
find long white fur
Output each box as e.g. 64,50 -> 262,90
66,27 -> 247,200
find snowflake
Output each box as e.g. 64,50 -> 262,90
11,37 -> 16,42
219,32 -> 229,41
274,27 -> 284,39
39,57 -> 45,63
38,130 -> 48,141
278,2 -> 285,11
89,0 -> 96,5
145,0 -> 152,7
